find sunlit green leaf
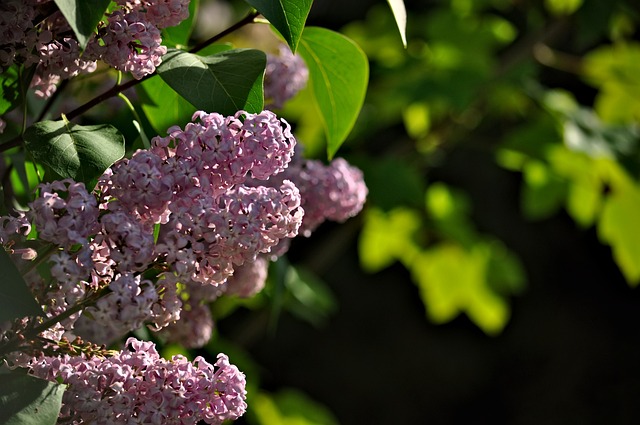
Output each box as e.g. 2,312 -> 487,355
23,120 -> 125,188
157,48 -> 265,116
359,207 -> 422,272
244,0 -> 313,52
0,65 -> 21,115
54,0 -> 111,49
298,27 -> 369,159
0,371 -> 65,425
598,172 -> 640,285
0,249 -> 43,322
544,0 -> 583,16
582,42 -> 640,123
411,244 -> 510,335
251,389 -> 339,425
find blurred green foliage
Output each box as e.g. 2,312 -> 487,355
348,0 -> 640,333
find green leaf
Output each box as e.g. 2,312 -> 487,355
53,0 -> 111,49
244,0 -> 313,52
298,27 -> 369,159
283,266 -> 336,328
521,160 -> 567,220
0,249 -> 43,324
157,48 -> 265,116
359,207 -> 422,272
23,120 -> 125,188
0,65 -> 21,115
598,177 -> 640,285
137,44 -> 233,134
411,244 -> 510,335
300,27 -> 369,158
0,370 -> 65,425
544,0 -> 583,16
252,389 -> 339,425
582,42 -> 640,124
386,0 -> 407,47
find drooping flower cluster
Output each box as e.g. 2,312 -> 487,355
29,338 -> 247,424
0,0 -> 41,72
264,44 -> 309,109
255,155 -> 368,236
116,0 -> 191,28
225,255 -> 270,298
73,274 -> 159,345
1,0 -> 190,99
0,109 -> 303,355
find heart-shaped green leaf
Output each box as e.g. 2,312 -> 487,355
298,27 -> 369,158
0,371 -> 65,425
0,249 -> 43,323
54,0 -> 111,49
157,48 -> 265,116
244,0 -> 313,52
23,121 -> 125,188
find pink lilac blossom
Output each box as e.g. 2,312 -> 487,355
226,255 -> 269,298
158,302 -> 214,348
0,212 -> 31,247
27,179 -> 100,249
95,206 -> 158,272
31,36 -> 97,98
89,10 -> 167,79
150,110 -> 297,203
251,156 -> 368,236
28,337 -> 247,424
264,44 -> 309,109
156,181 -> 303,285
115,0 -> 191,28
73,274 -> 159,345
148,272 -> 183,330
0,1 -> 37,71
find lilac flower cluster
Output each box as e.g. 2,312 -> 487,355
73,274 -> 159,345
258,156 -> 368,236
0,110 -> 300,350
264,44 -> 309,109
0,0 -> 41,72
89,10 -> 166,80
29,338 -> 247,424
1,0 -> 190,99
225,255 -> 269,298
27,179 -> 100,249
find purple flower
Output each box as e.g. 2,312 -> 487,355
27,338 -> 247,424
264,44 -> 309,109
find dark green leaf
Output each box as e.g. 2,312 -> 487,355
0,65 -> 20,115
137,45 -> 233,134
298,27 -> 369,159
0,249 -> 43,323
0,370 -> 65,425
53,0 -> 111,49
244,0 -> 313,52
284,266 -> 336,328
157,49 -> 265,116
23,120 -> 125,188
